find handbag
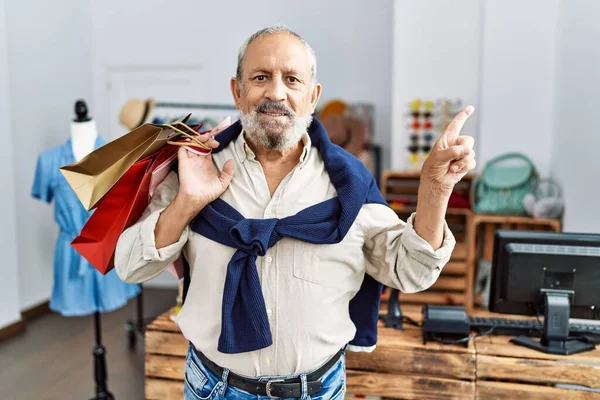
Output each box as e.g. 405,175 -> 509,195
59,115 -> 210,210
470,152 -> 538,215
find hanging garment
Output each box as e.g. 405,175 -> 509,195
31,137 -> 141,317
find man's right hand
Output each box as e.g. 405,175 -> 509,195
154,138 -> 234,250
175,145 -> 235,213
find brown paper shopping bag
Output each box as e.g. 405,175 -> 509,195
59,114 -> 208,210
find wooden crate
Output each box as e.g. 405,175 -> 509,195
380,170 -> 475,309
144,311 -> 187,400
474,329 -> 600,399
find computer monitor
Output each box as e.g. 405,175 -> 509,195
489,230 -> 600,355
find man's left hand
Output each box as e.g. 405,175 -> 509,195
420,106 -> 476,196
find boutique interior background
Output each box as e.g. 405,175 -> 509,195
0,0 -> 598,339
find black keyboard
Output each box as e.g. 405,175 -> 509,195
469,317 -> 600,339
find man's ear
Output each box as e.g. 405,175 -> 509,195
310,82 -> 323,114
230,78 -> 242,109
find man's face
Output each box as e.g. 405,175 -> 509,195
231,32 -> 322,151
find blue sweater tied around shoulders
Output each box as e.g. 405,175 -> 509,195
189,118 -> 388,354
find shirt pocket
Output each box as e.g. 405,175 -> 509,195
292,238 -> 364,289
292,241 -> 322,285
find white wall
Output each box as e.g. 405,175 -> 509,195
478,0 -> 559,176
391,0 -> 561,176
391,0 -> 483,170
551,0 -> 600,233
0,0 -> 22,328
4,0 -> 94,310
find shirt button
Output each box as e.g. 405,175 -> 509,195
267,309 -> 273,316
265,358 -> 272,365
266,256 -> 273,263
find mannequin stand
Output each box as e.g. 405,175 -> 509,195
91,311 -> 114,400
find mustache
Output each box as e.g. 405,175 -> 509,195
254,101 -> 294,116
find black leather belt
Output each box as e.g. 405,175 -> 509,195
192,347 -> 343,398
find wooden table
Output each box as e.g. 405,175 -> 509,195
145,305 -> 600,399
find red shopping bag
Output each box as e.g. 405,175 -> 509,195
71,157 -> 153,274
71,144 -> 180,274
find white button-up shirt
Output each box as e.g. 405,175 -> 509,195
115,131 -> 456,377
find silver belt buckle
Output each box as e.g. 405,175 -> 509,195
265,379 -> 284,399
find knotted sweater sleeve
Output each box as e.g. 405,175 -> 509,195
114,171 -> 189,283
358,204 -> 456,293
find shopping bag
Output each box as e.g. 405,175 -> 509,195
71,156 -> 154,274
71,116 -> 230,277
59,114 -> 210,211
71,142 -> 189,276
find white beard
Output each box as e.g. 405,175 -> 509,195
240,109 -> 313,151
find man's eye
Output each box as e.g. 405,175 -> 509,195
254,75 -> 267,81
288,77 -> 299,83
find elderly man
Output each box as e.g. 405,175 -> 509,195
115,25 -> 475,400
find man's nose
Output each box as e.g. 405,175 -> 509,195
264,77 -> 286,103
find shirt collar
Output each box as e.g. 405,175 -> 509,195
234,129 -> 312,164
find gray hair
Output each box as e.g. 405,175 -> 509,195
236,25 -> 317,87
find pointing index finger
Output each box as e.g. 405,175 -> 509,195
444,105 -> 474,139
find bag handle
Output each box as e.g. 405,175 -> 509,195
164,123 -> 212,151
485,152 -> 537,172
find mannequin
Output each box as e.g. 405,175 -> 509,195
33,99 -> 141,400
71,100 -> 98,161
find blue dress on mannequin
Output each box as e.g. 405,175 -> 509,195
32,136 -> 141,317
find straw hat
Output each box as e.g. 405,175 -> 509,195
119,98 -> 156,129
319,99 -> 366,156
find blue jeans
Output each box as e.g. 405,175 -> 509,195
184,345 -> 347,400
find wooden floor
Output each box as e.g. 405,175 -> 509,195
0,287 -> 177,400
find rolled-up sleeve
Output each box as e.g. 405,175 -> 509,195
114,171 -> 189,283
359,204 -> 456,293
